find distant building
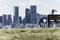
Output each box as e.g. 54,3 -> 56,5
25,8 -> 30,23
2,14 -> 7,26
18,16 -> 22,23
13,6 -> 19,27
7,15 -> 12,25
14,6 -> 19,23
30,5 -> 37,24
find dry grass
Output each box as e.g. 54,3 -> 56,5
0,28 -> 60,40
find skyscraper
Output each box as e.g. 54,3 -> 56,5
30,5 -> 37,24
7,15 -> 12,25
18,16 -> 22,23
13,6 -> 19,26
25,8 -> 30,23
14,6 -> 19,23
2,14 -> 7,26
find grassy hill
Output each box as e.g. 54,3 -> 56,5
0,28 -> 60,40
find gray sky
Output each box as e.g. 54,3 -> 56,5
0,0 -> 60,18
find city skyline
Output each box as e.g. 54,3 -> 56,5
0,0 -> 60,18
0,5 -> 59,28
0,5 -> 48,28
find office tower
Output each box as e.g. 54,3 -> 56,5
7,15 -> 12,25
18,16 -> 22,23
25,8 -> 30,23
14,6 -> 19,23
30,5 -> 37,24
13,6 -> 19,27
0,16 -> 2,23
2,14 -> 7,26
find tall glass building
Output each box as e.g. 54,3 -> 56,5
13,6 -> 19,27
7,15 -> 12,25
2,14 -> 7,26
25,8 -> 30,23
30,5 -> 37,24
12,6 -> 19,27
14,6 -> 19,23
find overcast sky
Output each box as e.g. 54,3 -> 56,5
0,0 -> 60,18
